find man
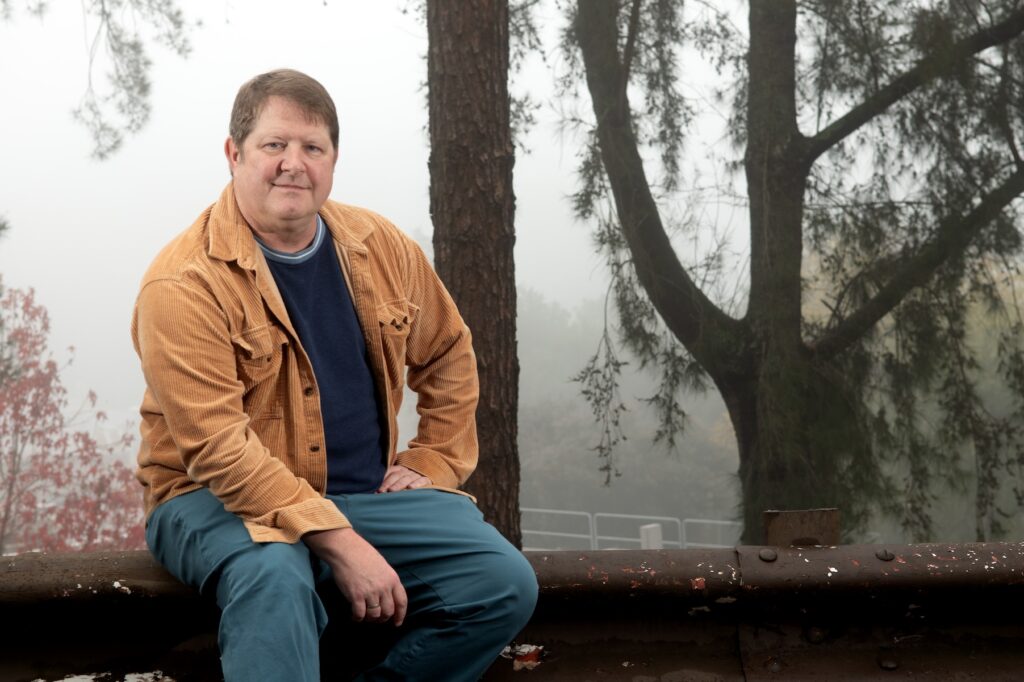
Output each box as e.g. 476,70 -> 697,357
132,69 -> 537,681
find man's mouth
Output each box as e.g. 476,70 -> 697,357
273,183 -> 309,190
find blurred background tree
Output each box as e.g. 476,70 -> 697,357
551,0 -> 1024,542
1,0 -> 191,158
426,0 -> 523,546
0,279 -> 141,554
0,1 -> 187,553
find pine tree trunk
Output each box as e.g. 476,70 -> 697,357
721,354 -> 865,543
573,0 -> 864,545
426,0 -> 522,547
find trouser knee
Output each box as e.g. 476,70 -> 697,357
471,549 -> 539,632
216,542 -> 326,632
502,551 -> 539,630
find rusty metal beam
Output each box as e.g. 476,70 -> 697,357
3,544 -> 1024,680
737,542 -> 1024,592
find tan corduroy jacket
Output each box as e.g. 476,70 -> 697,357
132,184 -> 479,544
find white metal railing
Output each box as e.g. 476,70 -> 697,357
682,518 -> 743,549
594,512 -> 684,549
521,508 -> 741,551
520,508 -> 596,551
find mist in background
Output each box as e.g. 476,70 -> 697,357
0,2 -> 751,537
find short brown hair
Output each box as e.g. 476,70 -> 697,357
229,69 -> 339,150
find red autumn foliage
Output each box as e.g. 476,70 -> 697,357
0,279 -> 143,554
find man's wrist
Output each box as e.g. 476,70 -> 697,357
303,526 -> 357,561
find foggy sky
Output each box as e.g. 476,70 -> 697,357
0,1 -> 610,419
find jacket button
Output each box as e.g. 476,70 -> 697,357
303,387 -> 314,397
309,444 -> 320,453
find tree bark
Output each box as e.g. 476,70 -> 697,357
426,0 -> 522,546
574,0 -> 1024,543
576,0 -> 875,542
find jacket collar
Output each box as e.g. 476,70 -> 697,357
206,182 -> 375,267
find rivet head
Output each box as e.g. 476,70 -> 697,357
878,656 -> 899,671
766,658 -> 782,673
876,548 -> 895,562
805,626 -> 826,644
759,548 -> 778,562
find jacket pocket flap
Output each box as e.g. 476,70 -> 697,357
377,299 -> 419,334
232,325 -> 276,360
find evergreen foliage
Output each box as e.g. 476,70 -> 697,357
2,0 -> 191,158
551,0 -> 1024,541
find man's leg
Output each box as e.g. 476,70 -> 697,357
145,488 -> 327,682
333,489 -> 538,682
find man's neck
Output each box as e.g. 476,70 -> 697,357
248,217 -> 318,254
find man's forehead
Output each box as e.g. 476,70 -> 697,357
252,98 -> 331,135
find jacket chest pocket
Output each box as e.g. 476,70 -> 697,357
232,324 -> 288,393
377,299 -> 418,387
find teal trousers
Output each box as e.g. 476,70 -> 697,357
145,488 -> 538,681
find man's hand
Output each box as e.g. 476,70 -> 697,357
378,464 -> 431,493
303,527 -> 407,625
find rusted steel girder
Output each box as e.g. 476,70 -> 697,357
2,544 -> 1024,680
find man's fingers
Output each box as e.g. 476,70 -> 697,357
393,583 -> 409,627
377,592 -> 396,623
378,465 -> 432,493
379,472 -> 430,492
350,598 -> 367,622
377,469 -> 406,491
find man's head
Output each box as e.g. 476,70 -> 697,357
229,69 -> 339,152
225,70 -> 338,248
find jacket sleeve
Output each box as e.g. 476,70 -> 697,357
134,276 -> 349,543
393,239 -> 480,488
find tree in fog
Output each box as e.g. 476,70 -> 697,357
0,2 -> 188,552
560,0 -> 1024,541
1,0 -> 191,158
0,281 -> 142,554
427,0 -> 523,545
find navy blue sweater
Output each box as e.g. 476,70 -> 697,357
258,217 -> 386,494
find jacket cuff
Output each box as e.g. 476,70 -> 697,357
394,448 -> 461,489
244,496 -> 351,544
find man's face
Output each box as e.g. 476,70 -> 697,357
225,96 -> 337,237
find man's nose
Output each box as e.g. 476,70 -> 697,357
279,146 -> 305,173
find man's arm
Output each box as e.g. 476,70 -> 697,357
137,272 -> 410,624
394,238 -> 480,488
134,277 -> 349,541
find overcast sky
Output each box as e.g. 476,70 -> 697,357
0,1 -> 613,420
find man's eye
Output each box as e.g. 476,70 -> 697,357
306,145 -> 322,154
265,142 -> 283,150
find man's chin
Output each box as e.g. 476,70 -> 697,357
269,204 -> 316,224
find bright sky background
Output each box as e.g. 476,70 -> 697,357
0,1 -> 611,422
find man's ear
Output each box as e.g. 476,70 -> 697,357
225,136 -> 240,176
